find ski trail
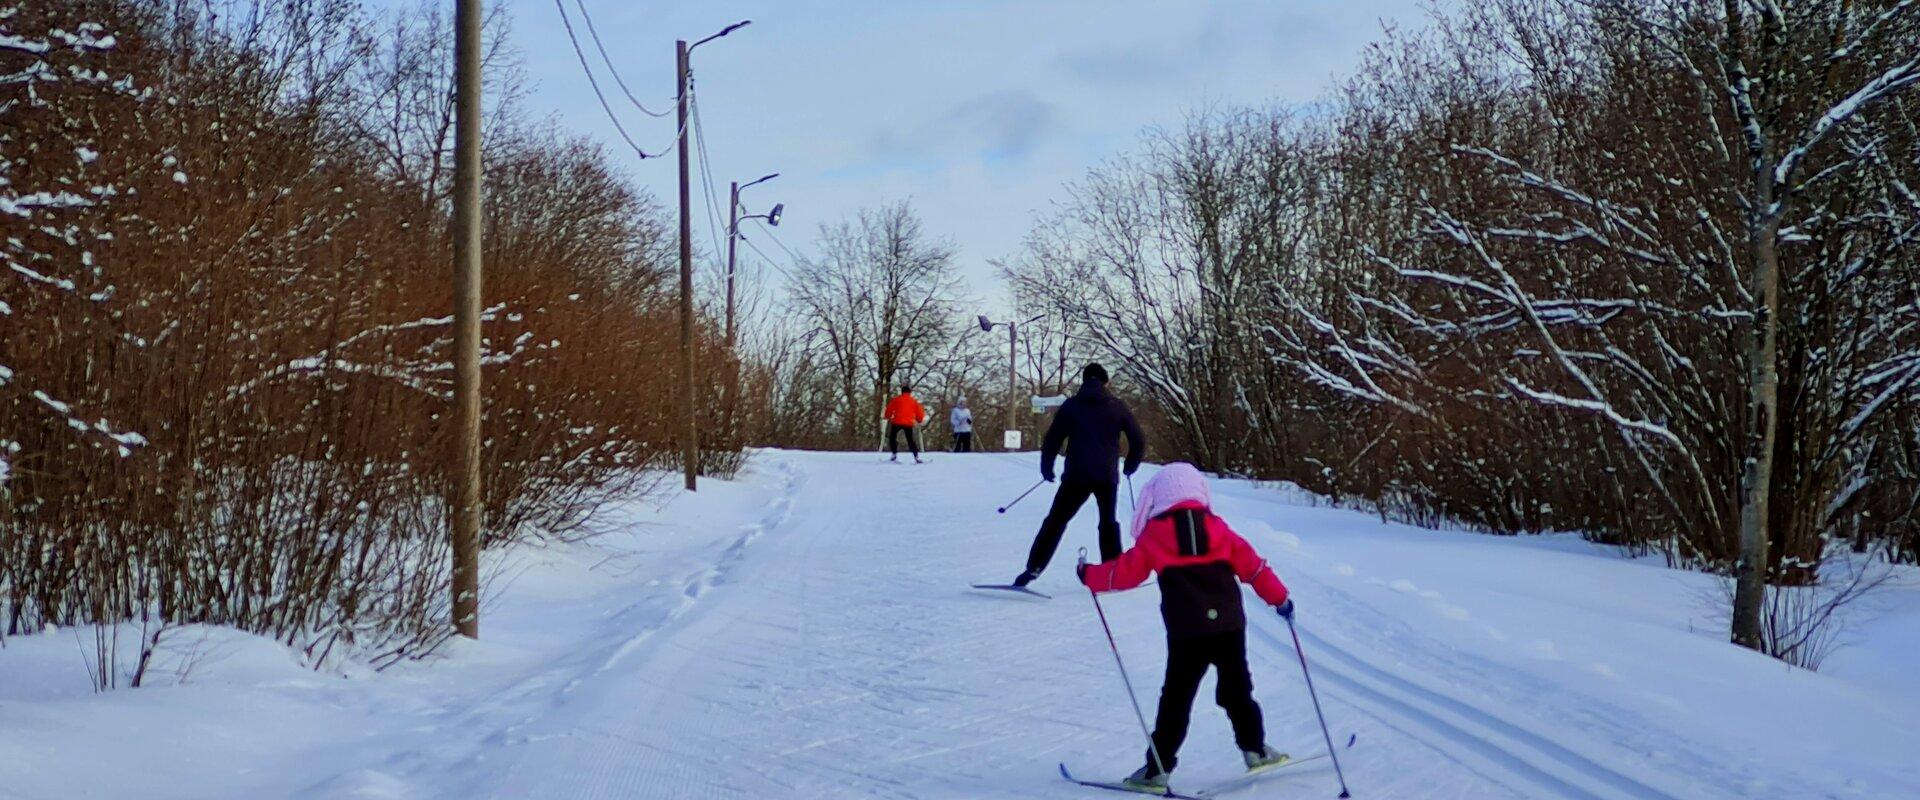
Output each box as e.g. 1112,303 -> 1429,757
595,458 -> 801,676
286,459 -> 812,800
1246,620 -> 1676,800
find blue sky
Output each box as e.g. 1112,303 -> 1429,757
499,1 -> 1436,305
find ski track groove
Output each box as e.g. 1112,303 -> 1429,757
1247,620 -> 1659,800
297,453 -> 1770,799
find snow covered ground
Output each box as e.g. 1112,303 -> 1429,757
2,450 -> 1916,799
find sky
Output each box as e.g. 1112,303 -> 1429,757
498,0 -> 1437,311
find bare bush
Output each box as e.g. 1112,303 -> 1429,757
2,0 -> 729,673
1006,0 -> 1920,663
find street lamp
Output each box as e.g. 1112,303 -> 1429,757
675,19 -> 750,492
727,172 -> 781,349
692,20 -> 750,51
977,313 -> 1045,450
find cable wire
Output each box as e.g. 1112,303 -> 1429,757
738,233 -> 796,282
572,0 -> 673,118
552,0 -> 680,159
751,218 -> 808,265
690,86 -> 731,279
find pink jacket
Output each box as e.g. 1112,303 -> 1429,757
1081,501 -> 1291,608
1081,463 -> 1289,626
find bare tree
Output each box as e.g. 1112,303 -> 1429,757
786,202 -> 973,447
1275,0 -> 1920,657
1004,108 -> 1321,472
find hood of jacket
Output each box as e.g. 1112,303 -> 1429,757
1129,462 -> 1212,541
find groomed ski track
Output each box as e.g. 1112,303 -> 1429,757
400,451 -> 1908,799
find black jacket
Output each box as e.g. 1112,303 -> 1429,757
1040,378 -> 1144,486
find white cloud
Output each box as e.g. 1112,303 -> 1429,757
499,0 -> 1438,306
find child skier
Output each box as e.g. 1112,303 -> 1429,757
1076,462 -> 1293,791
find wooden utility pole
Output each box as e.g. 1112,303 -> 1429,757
676,38 -> 698,492
725,180 -> 740,350
449,0 -> 484,638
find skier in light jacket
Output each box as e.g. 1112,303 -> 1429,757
1077,462 -> 1293,791
950,397 -> 974,453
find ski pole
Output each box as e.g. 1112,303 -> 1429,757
996,479 -> 1046,514
1126,474 -> 1136,514
1081,548 -> 1170,782
1286,615 -> 1352,798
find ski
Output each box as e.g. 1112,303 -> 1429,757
1059,763 -> 1203,800
970,583 -> 1051,599
1193,734 -> 1358,798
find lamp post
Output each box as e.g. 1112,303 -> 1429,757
977,313 -> 1045,450
726,173 -> 782,350
675,19 -> 749,492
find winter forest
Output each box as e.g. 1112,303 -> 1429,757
4,0 -> 1920,798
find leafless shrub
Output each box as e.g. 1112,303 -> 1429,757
3,0 -> 730,678
1005,0 -> 1920,660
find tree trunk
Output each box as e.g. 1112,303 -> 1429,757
1732,209 -> 1783,651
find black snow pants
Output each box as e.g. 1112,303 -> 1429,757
1143,628 -> 1265,777
888,423 -> 920,457
953,431 -> 973,452
1024,479 -> 1120,572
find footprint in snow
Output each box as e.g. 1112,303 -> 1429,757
1389,579 -> 1419,594
1331,563 -> 1356,576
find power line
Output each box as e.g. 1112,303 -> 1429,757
571,0 -> 673,118
738,233 -> 796,281
689,86 -> 730,281
752,218 -> 807,266
552,0 -> 679,159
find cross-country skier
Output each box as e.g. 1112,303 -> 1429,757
950,397 -> 974,452
1011,362 -> 1144,586
1076,462 -> 1293,792
883,384 -> 928,463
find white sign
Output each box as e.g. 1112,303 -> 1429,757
1030,394 -> 1067,414
1003,430 -> 1023,450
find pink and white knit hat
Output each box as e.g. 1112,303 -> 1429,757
1129,462 -> 1212,541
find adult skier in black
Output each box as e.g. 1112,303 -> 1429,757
1011,362 -> 1145,587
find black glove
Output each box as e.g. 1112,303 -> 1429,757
1041,468 -> 1056,483
1276,599 -> 1295,620
1123,462 -> 1139,477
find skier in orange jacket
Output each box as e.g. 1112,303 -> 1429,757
882,384 -> 928,463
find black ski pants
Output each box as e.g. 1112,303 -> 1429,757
1144,628 -> 1265,776
888,423 -> 920,457
1024,479 -> 1120,573
953,431 -> 973,452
